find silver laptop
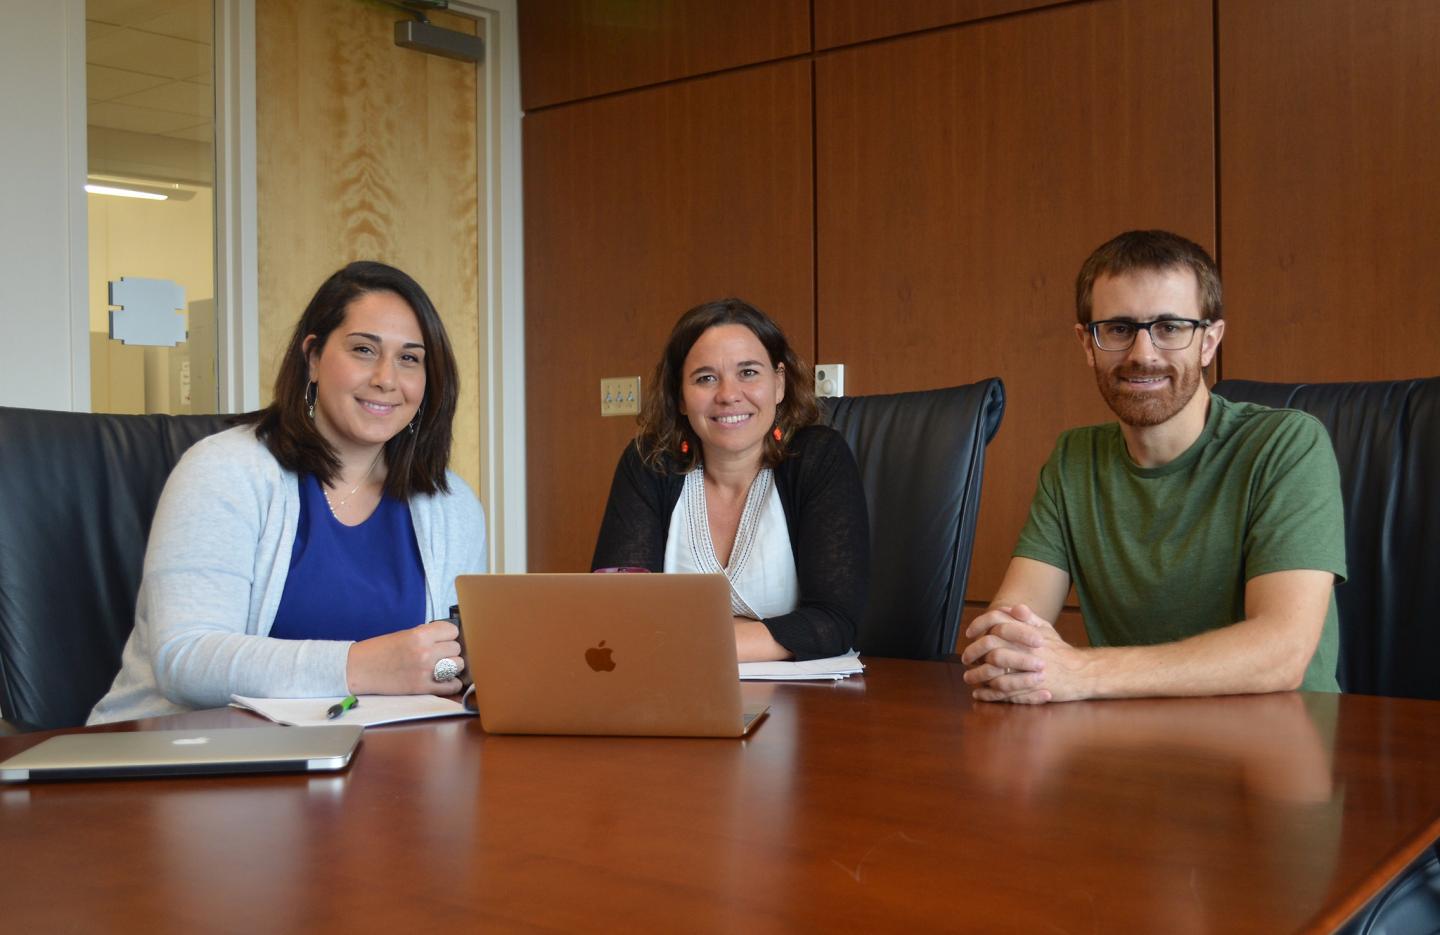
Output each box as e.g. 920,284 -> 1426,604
456,573 -> 769,737
0,724 -> 363,783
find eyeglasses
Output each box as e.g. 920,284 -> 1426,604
1087,318 -> 1211,352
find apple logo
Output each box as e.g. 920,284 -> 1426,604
585,640 -> 616,672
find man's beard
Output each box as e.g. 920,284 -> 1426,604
1095,361 -> 1201,427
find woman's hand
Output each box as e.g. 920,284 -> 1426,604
734,618 -> 792,662
345,619 -> 466,695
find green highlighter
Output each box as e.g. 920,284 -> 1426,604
326,695 -> 359,720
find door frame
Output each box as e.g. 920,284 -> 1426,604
447,0 -> 527,573
73,0 -> 528,571
215,0 -> 260,414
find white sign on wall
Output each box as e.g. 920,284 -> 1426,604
108,276 -> 187,347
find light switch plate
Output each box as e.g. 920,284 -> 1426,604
815,363 -> 845,397
600,376 -> 642,417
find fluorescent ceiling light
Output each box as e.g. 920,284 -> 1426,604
84,176 -> 197,202
86,183 -> 168,201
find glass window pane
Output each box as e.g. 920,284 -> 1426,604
86,0 -> 216,415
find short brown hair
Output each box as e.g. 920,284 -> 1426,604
637,298 -> 820,472
1075,230 -> 1223,324
239,261 -> 459,498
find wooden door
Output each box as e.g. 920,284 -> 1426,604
256,0 -> 484,491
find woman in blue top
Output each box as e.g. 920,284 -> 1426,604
90,262 -> 486,724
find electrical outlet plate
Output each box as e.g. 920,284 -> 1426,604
600,376 -> 642,416
815,363 -> 845,397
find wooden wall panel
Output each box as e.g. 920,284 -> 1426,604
524,62 -> 814,573
519,0 -> 810,111
1219,0 -> 1440,383
815,0 -> 1063,50
816,0 -> 1215,603
256,0 -> 483,493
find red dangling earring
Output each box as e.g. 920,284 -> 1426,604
680,439 -> 690,455
772,425 -> 783,442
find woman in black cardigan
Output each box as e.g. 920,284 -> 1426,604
592,298 -> 869,661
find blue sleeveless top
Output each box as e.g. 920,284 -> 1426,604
269,473 -> 427,641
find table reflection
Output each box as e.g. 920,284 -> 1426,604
951,691 -> 1346,934
961,691 -> 1336,805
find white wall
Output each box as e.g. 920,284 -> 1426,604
0,0 -> 88,411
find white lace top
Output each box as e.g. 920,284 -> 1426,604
662,466 -> 799,620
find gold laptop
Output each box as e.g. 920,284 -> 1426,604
455,574 -> 768,737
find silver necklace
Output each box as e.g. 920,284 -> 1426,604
322,449 -> 384,519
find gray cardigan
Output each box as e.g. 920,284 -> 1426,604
89,426 -> 487,724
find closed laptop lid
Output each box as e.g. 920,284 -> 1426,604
0,724 -> 363,783
458,573 -> 763,737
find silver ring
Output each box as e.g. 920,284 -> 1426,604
432,657 -> 460,682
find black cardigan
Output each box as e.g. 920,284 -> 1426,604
591,425 -> 870,659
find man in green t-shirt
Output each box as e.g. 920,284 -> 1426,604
961,230 -> 1347,703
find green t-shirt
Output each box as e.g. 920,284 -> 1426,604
1014,393 -> 1347,692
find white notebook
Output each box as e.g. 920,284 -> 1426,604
230,694 -> 472,728
739,651 -> 866,681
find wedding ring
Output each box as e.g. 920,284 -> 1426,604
432,657 -> 460,682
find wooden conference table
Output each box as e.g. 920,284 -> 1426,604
3,659 -> 1439,934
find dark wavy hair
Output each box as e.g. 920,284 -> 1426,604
637,298 -> 820,472
1075,229 -> 1223,324
238,261 -> 458,498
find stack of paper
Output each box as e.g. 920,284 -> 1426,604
739,650 -> 865,681
230,694 -> 472,728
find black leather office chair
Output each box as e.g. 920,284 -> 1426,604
821,379 -> 1005,659
1213,376 -> 1440,701
0,407 -> 231,731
